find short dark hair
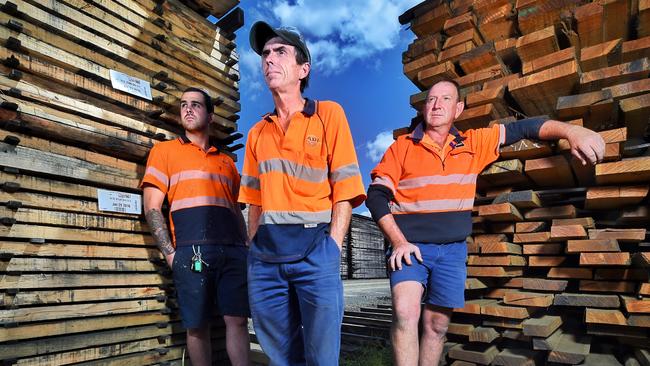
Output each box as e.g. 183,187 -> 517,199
428,77 -> 462,103
181,87 -> 214,114
294,47 -> 310,93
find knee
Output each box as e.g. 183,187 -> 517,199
187,326 -> 210,339
224,315 -> 248,329
393,304 -> 420,331
422,318 -> 449,340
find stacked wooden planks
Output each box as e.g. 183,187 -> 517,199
400,0 -> 650,364
0,0 -> 242,364
342,214 -> 388,280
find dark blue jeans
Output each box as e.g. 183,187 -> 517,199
248,235 -> 343,366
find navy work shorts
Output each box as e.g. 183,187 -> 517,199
172,244 -> 250,329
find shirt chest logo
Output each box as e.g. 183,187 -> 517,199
306,134 -> 320,146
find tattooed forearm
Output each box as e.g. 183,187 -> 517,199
145,209 -> 175,255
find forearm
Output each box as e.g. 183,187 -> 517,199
144,208 -> 174,256
247,204 -> 262,241
377,214 -> 409,248
330,201 -> 352,245
538,120 -> 580,141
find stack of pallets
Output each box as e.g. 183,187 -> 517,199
0,0 -> 243,364
400,0 -> 649,364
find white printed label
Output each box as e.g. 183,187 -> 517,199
97,189 -> 142,215
109,69 -> 152,100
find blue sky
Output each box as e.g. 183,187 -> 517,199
225,0 -> 421,215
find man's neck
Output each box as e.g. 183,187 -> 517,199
185,128 -> 211,151
271,89 -> 305,132
425,124 -> 452,148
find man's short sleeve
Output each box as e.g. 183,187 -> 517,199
369,139 -> 401,194
238,127 -> 262,206
141,143 -> 169,194
468,124 -> 505,171
322,102 -> 367,208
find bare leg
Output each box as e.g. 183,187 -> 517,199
391,281 -> 424,366
186,326 -> 211,366
224,315 -> 251,366
419,304 -> 452,366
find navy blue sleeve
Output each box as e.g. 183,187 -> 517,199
503,116 -> 548,145
366,184 -> 394,222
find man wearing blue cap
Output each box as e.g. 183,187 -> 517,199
239,21 -> 366,365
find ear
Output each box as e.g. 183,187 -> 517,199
299,62 -> 311,80
454,101 -> 465,119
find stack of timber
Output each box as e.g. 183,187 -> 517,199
341,214 -> 388,280
0,0 -> 243,364
400,1 -> 650,364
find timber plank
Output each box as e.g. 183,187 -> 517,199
0,241 -> 161,260
478,202 -> 524,221
524,155 -> 575,187
0,207 -> 147,232
522,315 -> 562,337
621,35 -> 650,62
566,239 -> 620,253
0,323 -> 170,360
580,253 -> 632,266
0,312 -> 172,342
1,287 -> 164,307
586,185 -> 649,210
522,243 -> 563,255
528,256 -> 566,267
621,297 -> 650,314
580,39 -> 622,72
0,273 -> 168,289
481,303 -> 534,319
468,326 -> 500,343
448,343 -> 499,365
503,291 -> 554,307
547,267 -> 593,279
550,224 -> 588,240
522,278 -> 567,291
0,299 -> 165,323
508,60 -> 579,116
480,242 -> 522,254
585,308 -> 627,325
480,159 -> 528,187
525,205 -> 577,220
553,293 -> 620,308
580,58 -> 650,93
548,333 -> 591,364
467,255 -> 526,266
552,218 -> 595,229
579,280 -> 637,293
467,266 -> 523,277
499,139 -> 553,161
619,93 -> 650,139
588,228 -> 646,242
493,348 -> 540,366
410,2 -> 451,37
515,26 -> 560,64
522,46 -> 576,75
515,221 -> 546,233
0,223 -> 152,245
513,232 -> 551,243
1,257 -> 158,273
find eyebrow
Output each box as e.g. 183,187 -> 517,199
263,45 -> 289,54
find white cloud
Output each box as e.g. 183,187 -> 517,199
366,131 -> 394,162
263,0 -> 420,75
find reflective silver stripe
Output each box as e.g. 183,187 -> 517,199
240,175 -> 261,191
499,124 -> 506,146
170,196 -> 234,212
370,176 -> 395,193
329,163 -> 361,183
258,158 -> 327,183
169,170 -> 232,188
145,166 -> 169,187
391,198 -> 475,213
260,210 -> 332,224
398,174 -> 478,190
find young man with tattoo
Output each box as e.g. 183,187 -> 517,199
142,87 -> 250,366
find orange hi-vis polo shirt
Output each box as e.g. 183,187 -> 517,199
238,99 -> 366,262
141,135 -> 245,247
370,123 -> 505,244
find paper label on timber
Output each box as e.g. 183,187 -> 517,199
97,189 -> 142,214
109,70 -> 152,100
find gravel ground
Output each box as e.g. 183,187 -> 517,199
343,278 -> 392,310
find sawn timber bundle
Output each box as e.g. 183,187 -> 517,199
400,0 -> 650,364
0,0 -> 242,364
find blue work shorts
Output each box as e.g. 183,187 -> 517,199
388,241 -> 467,309
172,244 -> 250,329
